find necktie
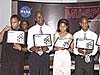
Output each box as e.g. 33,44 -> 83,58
84,32 -> 90,63
40,27 -> 43,34
38,26 -> 43,56
84,33 -> 86,39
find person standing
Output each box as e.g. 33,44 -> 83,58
20,20 -> 30,65
0,15 -> 25,75
73,16 -> 98,75
27,11 -> 54,75
98,47 -> 100,75
53,18 -> 74,75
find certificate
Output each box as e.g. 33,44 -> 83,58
76,38 -> 94,50
54,37 -> 72,49
7,31 -> 24,44
33,34 -> 52,46
96,35 -> 100,46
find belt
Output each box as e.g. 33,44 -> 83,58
78,55 -> 94,59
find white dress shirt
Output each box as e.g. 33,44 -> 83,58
27,23 -> 54,53
73,29 -> 98,56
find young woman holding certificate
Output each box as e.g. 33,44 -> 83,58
53,18 -> 74,75
0,15 -> 25,75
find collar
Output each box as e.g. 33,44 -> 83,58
36,23 -> 45,27
81,29 -> 90,33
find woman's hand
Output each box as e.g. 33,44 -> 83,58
41,46 -> 49,52
3,25 -> 11,32
54,47 -> 64,51
13,43 -> 21,51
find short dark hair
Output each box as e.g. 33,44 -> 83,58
20,20 -> 29,26
34,11 -> 44,19
10,14 -> 20,21
57,18 -> 69,32
80,16 -> 88,23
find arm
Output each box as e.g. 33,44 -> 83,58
73,33 -> 82,55
78,48 -> 85,54
88,34 -> 98,56
68,34 -> 74,53
98,47 -> 100,52
68,42 -> 74,53
54,47 -> 65,51
13,43 -> 28,52
27,28 -> 34,52
0,25 -> 10,43
85,49 -> 92,55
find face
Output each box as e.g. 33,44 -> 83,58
35,12 -> 44,26
80,18 -> 89,31
59,23 -> 68,33
10,18 -> 19,30
21,21 -> 28,30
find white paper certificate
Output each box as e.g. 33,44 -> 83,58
54,37 -> 72,48
96,35 -> 100,46
76,38 -> 94,50
7,31 -> 24,44
33,34 -> 52,46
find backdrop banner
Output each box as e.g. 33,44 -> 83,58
18,1 -> 100,34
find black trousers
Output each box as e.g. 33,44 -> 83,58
75,55 -> 94,75
29,52 -> 49,75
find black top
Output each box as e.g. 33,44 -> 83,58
1,31 -> 24,64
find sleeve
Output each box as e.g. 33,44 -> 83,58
89,34 -> 98,56
73,33 -> 79,55
27,29 -> 34,52
46,27 -> 55,53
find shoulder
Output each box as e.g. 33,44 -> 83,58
68,33 -> 72,36
67,33 -> 74,39
89,30 -> 97,36
44,24 -> 51,29
54,32 -> 59,36
28,25 -> 37,31
53,32 -> 59,38
73,30 -> 81,36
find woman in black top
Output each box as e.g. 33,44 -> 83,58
0,15 -> 27,75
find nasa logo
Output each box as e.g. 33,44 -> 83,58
20,6 -> 32,18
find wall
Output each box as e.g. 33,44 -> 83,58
0,0 -> 11,31
19,0 -> 77,3
0,0 -> 11,71
19,0 -> 100,3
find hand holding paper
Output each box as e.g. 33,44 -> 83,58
13,43 -> 21,51
85,50 -> 92,55
78,48 -> 85,54
4,25 -> 11,31
54,47 -> 65,51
